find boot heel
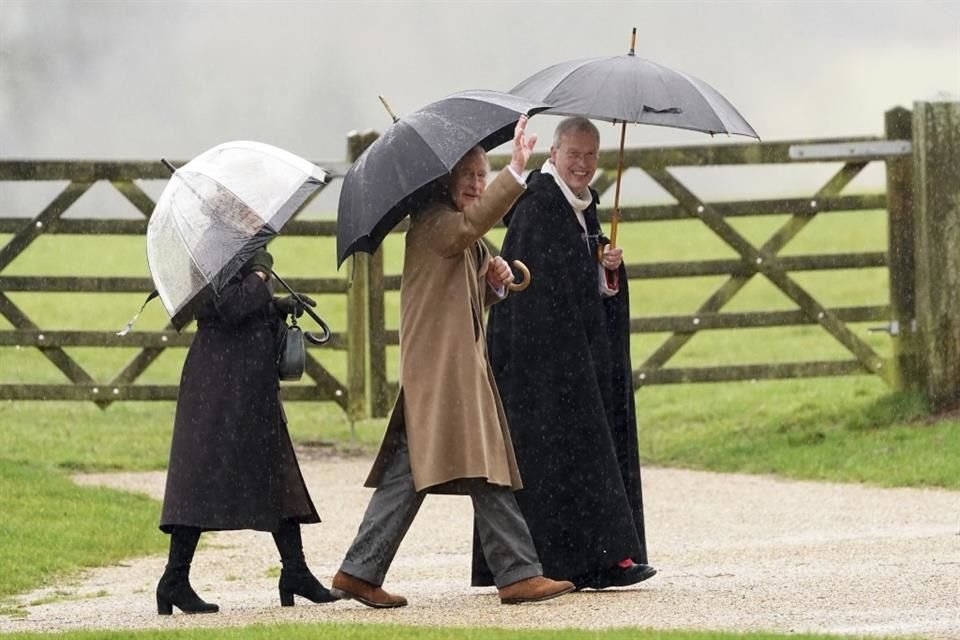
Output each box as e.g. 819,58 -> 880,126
157,595 -> 173,615
279,588 -> 295,607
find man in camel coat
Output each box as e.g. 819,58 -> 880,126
330,117 -> 575,608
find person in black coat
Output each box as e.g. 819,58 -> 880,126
156,248 -> 337,615
472,117 -> 655,590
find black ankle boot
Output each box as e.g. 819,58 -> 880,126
278,567 -> 338,606
156,568 -> 220,615
273,519 -> 338,606
156,526 -> 219,615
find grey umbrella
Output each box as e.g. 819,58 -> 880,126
336,90 -> 548,267
510,28 -> 759,247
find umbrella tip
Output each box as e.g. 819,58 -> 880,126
628,27 -> 637,56
160,158 -> 177,175
378,95 -> 400,124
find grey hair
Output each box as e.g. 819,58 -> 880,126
446,145 -> 489,187
431,145 -> 489,208
454,145 -> 489,171
552,116 -> 600,148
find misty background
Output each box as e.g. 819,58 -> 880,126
1,0 -> 958,217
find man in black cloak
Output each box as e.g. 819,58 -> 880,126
472,116 -> 655,590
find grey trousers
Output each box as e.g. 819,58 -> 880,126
340,435 -> 542,589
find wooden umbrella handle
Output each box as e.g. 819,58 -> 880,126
507,260 -> 531,292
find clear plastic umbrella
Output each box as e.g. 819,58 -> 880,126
144,140 -> 328,331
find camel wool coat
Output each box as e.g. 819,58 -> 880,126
364,170 -> 525,493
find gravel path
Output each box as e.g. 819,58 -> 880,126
1,455 -> 958,638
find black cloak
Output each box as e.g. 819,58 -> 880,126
160,270 -> 319,533
471,170 -> 648,585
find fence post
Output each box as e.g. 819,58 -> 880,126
344,130 -> 380,421
369,247 -> 391,417
884,106 -> 921,391
911,99 -> 960,411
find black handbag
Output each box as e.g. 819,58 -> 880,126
271,270 -> 332,382
277,317 -> 306,381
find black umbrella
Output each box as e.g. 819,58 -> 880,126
510,28 -> 759,247
336,90 -> 549,267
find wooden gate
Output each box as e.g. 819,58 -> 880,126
4,103 -> 958,417
362,107 -> 921,415
0,157 -> 359,411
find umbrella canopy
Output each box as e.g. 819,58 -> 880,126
509,45 -> 758,138
336,90 -> 549,267
147,140 -> 328,330
509,29 -> 758,248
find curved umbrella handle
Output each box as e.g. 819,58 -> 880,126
507,260 -> 531,292
301,305 -> 331,345
270,269 -> 332,345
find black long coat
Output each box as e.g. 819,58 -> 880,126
159,271 -> 319,533
471,170 -> 649,585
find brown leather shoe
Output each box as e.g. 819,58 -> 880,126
498,576 -> 575,604
330,570 -> 407,608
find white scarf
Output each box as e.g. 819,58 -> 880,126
541,159 -> 593,215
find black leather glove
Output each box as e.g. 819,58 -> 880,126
241,248 -> 273,276
274,294 -> 316,318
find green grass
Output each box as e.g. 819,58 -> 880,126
0,623 -> 873,640
0,402 -> 175,472
0,459 -> 164,602
639,380 -> 960,487
0,400 -> 381,473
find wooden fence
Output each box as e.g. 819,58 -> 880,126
0,153 -> 361,412
2,101 -> 958,416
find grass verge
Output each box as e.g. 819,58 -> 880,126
639,379 -> 960,488
0,459 -> 164,603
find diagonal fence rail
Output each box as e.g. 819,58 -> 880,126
367,118 -> 919,409
0,158 -> 356,411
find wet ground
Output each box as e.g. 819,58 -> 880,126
2,458 -> 958,638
